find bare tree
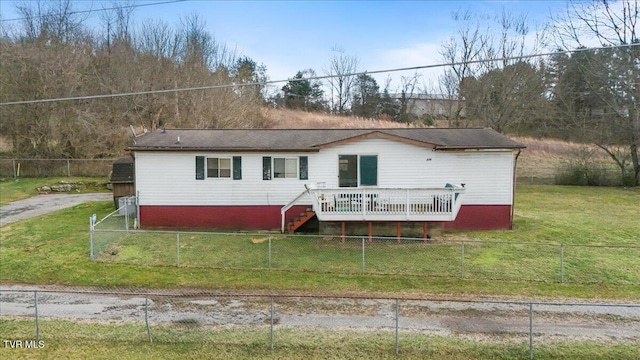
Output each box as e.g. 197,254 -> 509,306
439,9 -> 547,133
325,46 -> 359,115
549,0 -> 639,186
396,72 -> 421,123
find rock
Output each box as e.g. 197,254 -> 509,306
41,186 -> 51,192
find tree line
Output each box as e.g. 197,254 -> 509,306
1,1 -> 269,159
0,0 -> 637,185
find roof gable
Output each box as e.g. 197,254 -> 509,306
315,130 -> 437,149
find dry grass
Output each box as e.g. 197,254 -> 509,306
513,136 -> 615,182
262,108 -> 413,129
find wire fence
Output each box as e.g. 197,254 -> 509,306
0,158 -> 115,178
0,158 -> 626,186
1,288 -> 638,358
90,202 -> 640,285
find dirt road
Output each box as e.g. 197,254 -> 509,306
0,193 -> 112,226
1,284 -> 638,342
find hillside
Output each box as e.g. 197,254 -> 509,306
1,107 -> 616,185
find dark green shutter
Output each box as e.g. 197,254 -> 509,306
195,156 -> 205,180
233,156 -> 242,180
360,155 -> 377,186
262,156 -> 271,180
299,156 -> 308,180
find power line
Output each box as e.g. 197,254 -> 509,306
0,0 -> 187,23
1,42 -> 639,106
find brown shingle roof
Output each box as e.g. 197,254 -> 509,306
127,128 -> 525,152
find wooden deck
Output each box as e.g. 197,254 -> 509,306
308,186 -> 465,222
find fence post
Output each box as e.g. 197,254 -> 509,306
270,297 -> 274,350
66,159 -> 70,177
268,236 -> 272,270
176,233 -> 180,267
145,297 -> 153,342
460,241 -> 465,278
395,299 -> 399,355
89,214 -> 96,260
559,244 -> 564,283
529,302 -> 534,359
34,291 -> 40,342
125,205 -> 129,232
362,237 -> 365,273
12,159 -> 16,180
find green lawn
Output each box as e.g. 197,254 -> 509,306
1,185 -> 639,300
0,177 -> 110,205
1,319 -> 637,360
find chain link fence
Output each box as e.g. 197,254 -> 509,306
89,203 -> 640,285
1,287 -> 638,358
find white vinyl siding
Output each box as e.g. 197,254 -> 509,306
134,138 -> 515,207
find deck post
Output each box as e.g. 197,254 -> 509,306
423,222 -> 428,241
396,222 -> 401,243
368,222 -> 373,243
341,222 -> 345,243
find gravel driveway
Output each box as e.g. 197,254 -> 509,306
1,284 -> 638,342
0,193 -> 112,226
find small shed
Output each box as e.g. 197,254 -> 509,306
110,157 -> 135,209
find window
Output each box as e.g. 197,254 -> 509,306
207,157 -> 231,178
196,156 -> 241,180
263,156 -> 308,180
274,158 -> 297,178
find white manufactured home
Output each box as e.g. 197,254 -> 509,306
126,128 -> 525,235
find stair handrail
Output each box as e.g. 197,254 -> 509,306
281,185 -> 312,233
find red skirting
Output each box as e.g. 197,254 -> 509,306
140,205 -> 310,230
445,205 -> 512,230
140,204 -> 513,231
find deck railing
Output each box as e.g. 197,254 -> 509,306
307,186 -> 465,222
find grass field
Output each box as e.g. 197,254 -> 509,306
1,185 -> 639,300
1,318 -> 637,360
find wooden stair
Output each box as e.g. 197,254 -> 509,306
286,208 -> 316,233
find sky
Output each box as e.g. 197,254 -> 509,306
0,0 -> 571,93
